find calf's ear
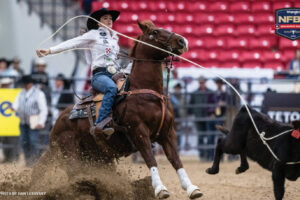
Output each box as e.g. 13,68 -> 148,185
291,120 -> 300,129
216,125 -> 230,135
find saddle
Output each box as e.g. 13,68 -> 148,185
69,73 -> 129,120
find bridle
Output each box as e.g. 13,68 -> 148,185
119,29 -> 176,62
147,28 -> 175,52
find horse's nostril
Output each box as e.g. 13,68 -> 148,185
178,39 -> 185,48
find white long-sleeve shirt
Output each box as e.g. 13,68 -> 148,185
13,86 -> 48,126
50,27 -> 120,71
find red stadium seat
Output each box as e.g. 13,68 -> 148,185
251,2 -> 271,13
183,50 -> 200,61
235,25 -> 255,36
166,14 -> 176,23
273,2 -> 293,12
194,13 -> 215,24
211,37 -> 227,49
242,61 -> 263,69
240,51 -> 262,62
255,25 -> 275,37
126,1 -> 149,11
214,14 -> 235,25
165,2 -> 186,12
148,1 -> 168,11
166,2 -> 178,12
118,12 -> 138,23
264,61 -> 284,70
229,2 -> 251,12
110,1 -> 129,11
279,38 -> 300,50
215,24 -> 235,36
137,12 -> 158,23
249,37 -> 274,50
175,13 -> 194,24
196,36 -> 227,49
295,3 -> 300,8
253,14 -> 274,24
156,13 -> 171,24
208,2 -> 229,12
186,2 -> 208,12
262,51 -> 284,63
114,24 -> 140,36
234,14 -> 254,24
188,37 -> 204,49
173,25 -> 194,36
221,61 -> 240,68
203,61 -> 220,68
198,50 -> 219,62
283,50 -> 296,62
218,49 -> 240,62
194,24 -> 215,36
227,37 -> 248,49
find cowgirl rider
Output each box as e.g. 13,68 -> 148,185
36,8 -> 121,136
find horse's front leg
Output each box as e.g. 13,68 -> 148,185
132,124 -> 169,199
158,127 -> 203,199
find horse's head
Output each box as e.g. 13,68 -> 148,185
132,20 -> 188,59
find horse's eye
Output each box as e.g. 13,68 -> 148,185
153,30 -> 158,35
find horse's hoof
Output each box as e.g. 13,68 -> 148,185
206,167 -> 219,174
158,190 -> 169,199
187,185 -> 203,199
235,166 -> 249,174
189,189 -> 203,199
155,185 -> 169,199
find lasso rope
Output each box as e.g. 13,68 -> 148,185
36,15 -> 300,165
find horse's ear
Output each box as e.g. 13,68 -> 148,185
137,20 -> 148,34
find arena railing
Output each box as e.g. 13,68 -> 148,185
1,75 -> 299,161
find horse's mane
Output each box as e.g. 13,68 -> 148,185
129,20 -> 156,57
129,35 -> 141,57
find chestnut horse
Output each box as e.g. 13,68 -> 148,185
31,21 -> 202,199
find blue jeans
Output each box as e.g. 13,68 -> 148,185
19,124 -> 40,166
91,72 -> 117,124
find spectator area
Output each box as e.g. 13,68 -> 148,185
90,0 -> 300,70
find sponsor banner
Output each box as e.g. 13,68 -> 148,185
262,92 -> 300,123
0,89 -> 21,136
275,8 -> 300,40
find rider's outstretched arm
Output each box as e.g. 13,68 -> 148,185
36,30 -> 96,57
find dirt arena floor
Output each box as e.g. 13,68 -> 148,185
0,155 -> 299,200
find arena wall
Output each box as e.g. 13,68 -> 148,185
0,0 -> 87,77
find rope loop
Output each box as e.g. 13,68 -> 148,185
37,15 -> 300,165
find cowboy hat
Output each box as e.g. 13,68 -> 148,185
20,75 -> 35,84
0,77 -> 13,85
35,58 -> 46,66
87,8 -> 120,30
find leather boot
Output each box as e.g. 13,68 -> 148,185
90,116 -> 114,139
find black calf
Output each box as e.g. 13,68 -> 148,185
206,106 -> 300,200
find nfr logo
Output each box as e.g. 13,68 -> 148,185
0,101 -> 15,117
275,8 -> 300,40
